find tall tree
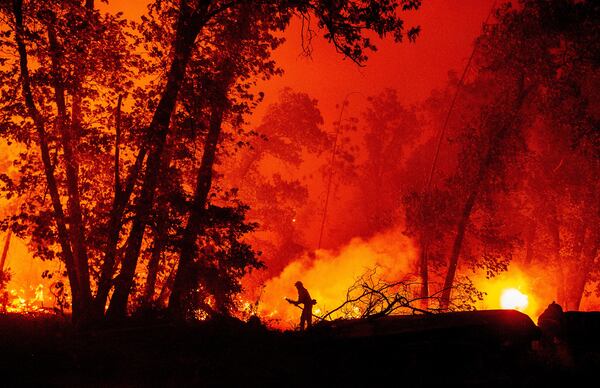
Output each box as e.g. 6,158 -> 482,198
2,0 -> 136,323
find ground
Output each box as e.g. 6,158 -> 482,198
1,311 -> 599,387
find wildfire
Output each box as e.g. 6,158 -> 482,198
3,283 -> 51,314
471,264 -> 549,320
500,288 -> 528,311
255,227 -> 418,329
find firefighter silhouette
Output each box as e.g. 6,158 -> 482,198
286,281 -> 316,330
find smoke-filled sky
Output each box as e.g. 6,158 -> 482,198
105,0 -> 496,121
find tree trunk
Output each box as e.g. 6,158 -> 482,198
94,97 -> 148,313
440,80 -> 530,308
168,5 -> 252,315
418,192 -> 432,307
419,240 -> 429,309
168,100 -> 225,318
47,17 -> 93,319
12,0 -> 82,322
0,230 -> 12,272
94,147 -> 147,312
141,214 -> 168,307
157,261 -> 178,308
140,143 -> 174,308
107,4 -> 204,319
441,186 -> 480,308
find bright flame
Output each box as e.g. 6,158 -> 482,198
471,264 -> 545,319
3,283 -> 50,314
500,288 -> 528,311
256,227 -> 418,329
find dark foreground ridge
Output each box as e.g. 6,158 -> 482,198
1,309 -> 599,387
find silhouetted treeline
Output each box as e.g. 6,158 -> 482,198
0,0 -> 421,324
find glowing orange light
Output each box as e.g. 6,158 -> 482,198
500,288 -> 528,311
3,283 -> 51,314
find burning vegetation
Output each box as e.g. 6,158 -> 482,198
0,0 -> 598,386
0,0 -> 597,350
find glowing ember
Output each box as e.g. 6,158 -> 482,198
500,288 -> 528,311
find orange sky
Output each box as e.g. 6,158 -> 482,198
264,0 -> 495,115
104,0 -> 497,122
